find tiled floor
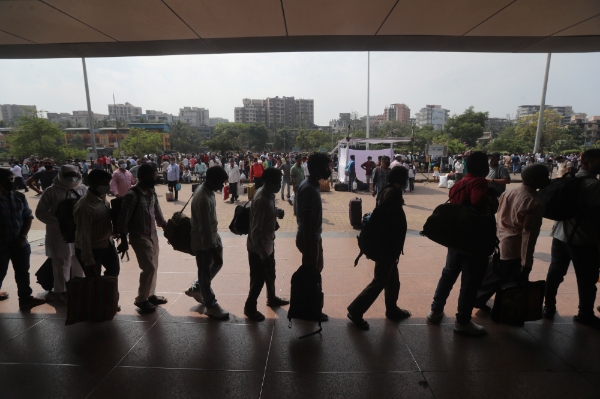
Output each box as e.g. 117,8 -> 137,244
1,235 -> 600,398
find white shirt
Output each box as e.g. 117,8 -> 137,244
183,158 -> 189,167
454,161 -> 464,173
129,158 -> 137,166
225,164 -> 241,182
10,165 -> 22,178
166,163 -> 180,181
301,162 -> 309,177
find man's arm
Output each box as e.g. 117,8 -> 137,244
521,202 -> 544,270
249,198 -> 269,260
26,173 -> 42,194
35,189 -> 59,227
154,193 -> 167,228
361,162 -> 367,171
74,207 -> 95,266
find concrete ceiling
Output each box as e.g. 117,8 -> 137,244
0,0 -> 599,58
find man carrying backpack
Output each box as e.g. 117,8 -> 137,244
185,166 -> 231,319
474,164 -> 550,313
427,151 -> 491,336
294,153 -> 332,322
35,165 -> 86,304
74,169 -> 120,279
347,166 -> 411,331
544,149 -> 600,328
117,164 -> 168,314
244,168 -> 289,321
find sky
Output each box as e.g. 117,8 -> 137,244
1,51 -> 599,125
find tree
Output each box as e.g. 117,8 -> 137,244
169,120 -> 200,153
515,110 -> 565,153
9,113 -> 68,160
120,128 -> 163,156
487,126 -> 530,154
247,123 -> 269,150
445,106 -> 489,147
431,133 -> 467,154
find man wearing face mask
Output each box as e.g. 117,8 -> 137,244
110,159 -> 135,198
73,170 -> 120,279
184,167 -> 230,319
474,164 -> 550,315
27,158 -> 58,195
117,164 -> 168,314
35,165 -> 87,303
166,158 -> 180,201
244,168 -> 289,321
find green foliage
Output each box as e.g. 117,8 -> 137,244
514,110 -> 565,152
431,133 -> 467,154
169,120 -> 201,153
8,114 -> 69,161
487,126 -> 531,154
206,123 -> 271,153
67,134 -> 86,150
121,128 -> 163,156
563,124 -> 586,147
445,106 -> 489,147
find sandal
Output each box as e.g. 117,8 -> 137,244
134,300 -> 156,314
148,295 -> 168,305
347,313 -> 369,331
0,292 -> 9,301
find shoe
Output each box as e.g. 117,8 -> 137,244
244,308 -> 265,321
347,312 -> 369,330
205,303 -> 229,319
148,295 -> 168,305
184,286 -> 204,303
19,297 -> 48,310
573,315 -> 600,330
267,297 -> 290,307
0,292 -> 8,301
134,300 -> 156,314
47,291 -> 63,301
454,321 -> 487,336
386,307 -> 412,321
427,310 -> 444,324
543,306 -> 556,320
60,292 -> 69,305
475,304 -> 492,313
320,312 -> 329,322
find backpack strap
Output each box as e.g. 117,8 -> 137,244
298,321 -> 322,339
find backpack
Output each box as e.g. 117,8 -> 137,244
110,187 -> 144,234
538,174 -> 594,221
287,264 -> 324,339
56,189 -> 82,243
164,192 -> 195,255
420,180 -> 497,257
229,201 -> 251,235
354,186 -> 407,266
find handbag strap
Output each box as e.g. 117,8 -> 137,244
445,179 -> 474,204
179,191 -> 195,214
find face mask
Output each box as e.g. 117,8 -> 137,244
119,164 -> 127,169
96,184 -> 110,194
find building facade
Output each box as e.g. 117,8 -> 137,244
178,107 -> 209,127
384,103 -> 411,123
235,96 -> 314,128
235,99 -> 267,124
146,110 -> 174,124
485,117 -> 513,133
516,105 -> 574,119
0,104 -> 37,122
108,102 -> 142,122
415,105 -> 449,130
209,117 -> 229,126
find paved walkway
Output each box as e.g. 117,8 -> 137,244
2,181 -> 598,398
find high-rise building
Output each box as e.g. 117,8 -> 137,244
485,117 -> 513,133
415,105 -> 449,130
146,110 -> 174,124
108,102 -> 142,122
516,105 -> 573,119
178,107 -> 209,127
0,104 -> 37,122
47,111 -> 107,127
234,96 -> 314,128
384,103 -> 410,123
209,117 -> 229,126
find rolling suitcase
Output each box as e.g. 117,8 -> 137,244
334,183 -> 348,192
65,276 -> 119,325
247,183 -> 256,200
491,280 -> 546,324
166,191 -> 174,201
319,179 -> 331,192
349,197 -> 362,228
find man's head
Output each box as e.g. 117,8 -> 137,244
229,158 -> 235,166
0,169 -> 14,193
140,158 -> 147,165
170,158 -> 175,164
137,164 -> 157,189
262,167 -> 282,194
205,166 -> 229,192
580,149 -> 600,175
488,152 -> 500,167
367,156 -> 372,161
388,166 -> 409,188
118,159 -> 127,170
381,156 -> 391,169
42,158 -> 54,171
395,155 -> 402,161
88,169 -> 112,195
521,164 -> 551,190
350,155 -> 355,161
307,153 -> 332,181
253,158 -> 258,164
295,155 -> 302,165
467,151 -> 490,177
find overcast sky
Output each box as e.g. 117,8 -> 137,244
1,51 -> 599,125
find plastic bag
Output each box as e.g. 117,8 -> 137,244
437,175 -> 448,188
447,179 -> 455,189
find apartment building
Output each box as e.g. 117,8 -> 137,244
108,102 -> 142,122
235,99 -> 267,124
0,104 -> 37,122
178,107 -> 209,127
234,96 -> 314,128
146,110 -> 174,124
516,105 -> 574,119
415,105 -> 449,130
209,117 -> 229,126
485,117 -> 513,133
384,103 -> 411,123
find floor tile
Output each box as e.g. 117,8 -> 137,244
90,367 -> 263,399
399,324 -> 573,372
0,318 -> 153,366
261,371 -> 433,399
0,318 -> 44,346
119,321 -> 272,370
0,290 -> 64,319
423,371 -> 600,399
266,322 -> 418,372
0,364 -> 111,399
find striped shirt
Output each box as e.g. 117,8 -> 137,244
73,191 -> 113,265
374,167 -> 391,194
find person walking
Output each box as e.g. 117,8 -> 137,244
10,161 -> 28,192
0,168 -> 48,309
26,158 -> 58,195
110,159 -> 135,198
166,158 -> 180,201
35,165 -> 86,303
407,164 -> 415,192
184,167 -> 230,319
250,158 -> 265,190
294,153 -> 331,322
361,156 -> 376,192
117,164 -> 168,314
74,169 -> 120,280
427,152 -> 492,336
347,167 -> 411,330
244,168 -> 289,321
279,157 -> 292,201
290,155 -> 305,208
225,158 -> 241,203
543,149 -> 600,328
